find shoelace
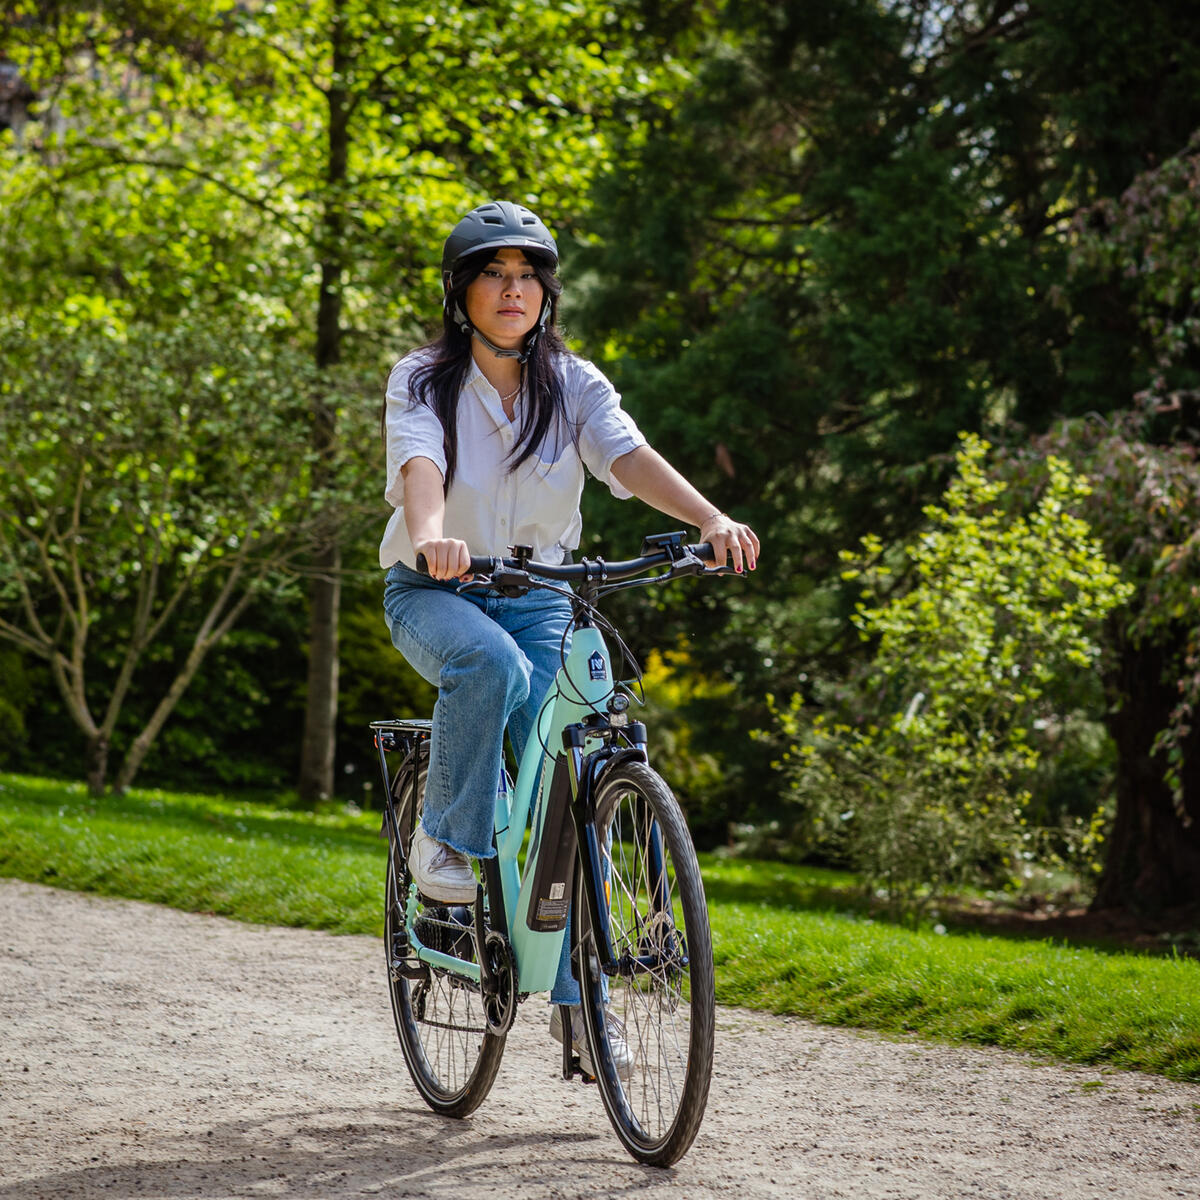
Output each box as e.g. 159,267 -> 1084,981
430,844 -> 469,873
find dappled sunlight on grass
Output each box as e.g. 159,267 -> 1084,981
698,854 -> 868,914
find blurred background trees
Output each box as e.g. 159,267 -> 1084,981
3,0 -> 1199,915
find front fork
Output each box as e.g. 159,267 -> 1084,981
563,720 -> 649,977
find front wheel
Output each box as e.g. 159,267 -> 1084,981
573,763 -> 715,1166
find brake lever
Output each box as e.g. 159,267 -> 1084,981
492,565 -> 534,594
666,552 -> 709,579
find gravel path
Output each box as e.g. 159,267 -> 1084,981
2,878 -> 1199,1199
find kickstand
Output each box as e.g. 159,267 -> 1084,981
558,1004 -> 593,1084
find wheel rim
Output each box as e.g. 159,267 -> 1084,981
589,782 -> 701,1149
397,962 -> 491,1095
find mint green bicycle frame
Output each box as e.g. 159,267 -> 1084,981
402,623 -> 619,992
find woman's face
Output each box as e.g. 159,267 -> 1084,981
464,247 -> 544,351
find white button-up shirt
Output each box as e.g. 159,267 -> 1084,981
380,351 -> 647,569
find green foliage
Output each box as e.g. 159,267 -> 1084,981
6,0 -> 1200,900
0,314 -> 376,791
1072,130 -> 1200,404
632,642 -> 732,838
0,0 -> 709,797
1055,138 -> 1200,822
1033,413 -> 1200,823
771,434 -> 1133,910
3,0 -> 704,333
571,0 -> 1200,853
0,648 -> 32,759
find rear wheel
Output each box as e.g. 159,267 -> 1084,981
384,758 -> 506,1117
573,762 -> 715,1166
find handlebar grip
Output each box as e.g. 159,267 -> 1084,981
414,553 -> 498,576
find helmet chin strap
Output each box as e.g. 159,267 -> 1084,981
451,298 -> 552,365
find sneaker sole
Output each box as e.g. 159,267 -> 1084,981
412,880 -> 477,905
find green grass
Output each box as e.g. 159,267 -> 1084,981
703,857 -> 1200,1082
3,771 -> 1199,1083
0,772 -> 384,934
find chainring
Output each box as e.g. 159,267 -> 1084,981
481,929 -> 518,1035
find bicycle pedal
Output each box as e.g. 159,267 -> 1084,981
570,1054 -> 595,1084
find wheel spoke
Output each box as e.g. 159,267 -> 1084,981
383,757 -> 505,1117
576,764 -> 714,1166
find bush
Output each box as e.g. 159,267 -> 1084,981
771,433 -> 1133,912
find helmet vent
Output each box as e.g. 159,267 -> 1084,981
442,201 -> 558,274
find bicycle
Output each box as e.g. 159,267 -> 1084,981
370,531 -> 730,1167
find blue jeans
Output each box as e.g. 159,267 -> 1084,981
383,561 -> 581,1003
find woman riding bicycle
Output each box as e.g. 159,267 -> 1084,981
380,199 -> 759,1059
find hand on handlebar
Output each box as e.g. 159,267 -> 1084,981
698,513 -> 759,575
414,538 -> 473,581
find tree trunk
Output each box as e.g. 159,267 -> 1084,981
85,733 -> 109,797
1093,633 -> 1200,913
297,11 -> 348,805
298,540 -> 341,802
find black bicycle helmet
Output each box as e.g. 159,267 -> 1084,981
441,200 -> 559,362
441,200 -> 558,279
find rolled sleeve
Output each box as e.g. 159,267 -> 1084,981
384,357 -> 447,506
572,360 -> 647,499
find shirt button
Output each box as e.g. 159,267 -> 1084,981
500,518 -> 508,527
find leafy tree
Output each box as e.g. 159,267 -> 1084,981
1028,415 -> 1200,910
0,314 -> 374,794
1001,133 -> 1200,910
572,0 -> 1200,849
4,0 -> 708,797
773,434 -> 1131,910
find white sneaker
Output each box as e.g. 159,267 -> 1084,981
550,1003 -> 634,1080
409,825 -> 477,904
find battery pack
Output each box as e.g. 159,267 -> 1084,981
525,754 -> 578,932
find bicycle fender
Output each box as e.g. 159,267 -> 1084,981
588,745 -> 648,788
381,745 -> 425,845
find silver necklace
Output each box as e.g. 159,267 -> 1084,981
498,381 -> 522,405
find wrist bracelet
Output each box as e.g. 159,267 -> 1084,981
699,510 -> 725,527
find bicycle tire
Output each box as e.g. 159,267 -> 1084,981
573,762 -> 715,1166
384,758 -> 506,1117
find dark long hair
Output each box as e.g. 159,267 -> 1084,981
388,248 -> 572,492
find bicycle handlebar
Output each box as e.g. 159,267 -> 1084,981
414,538 -> 718,584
